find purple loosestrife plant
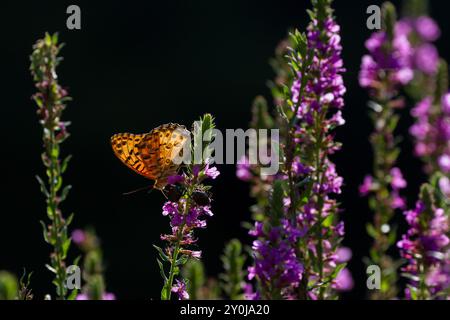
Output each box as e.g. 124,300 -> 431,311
155,114 -> 219,300
241,0 -> 349,299
30,33 -> 77,300
72,229 -> 115,300
397,185 -> 450,299
395,1 -> 448,176
410,83 -> 450,177
286,0 -> 348,299
399,0 -> 441,103
359,3 -> 409,299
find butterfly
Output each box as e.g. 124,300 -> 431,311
111,123 -> 191,190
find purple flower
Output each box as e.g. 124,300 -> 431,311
243,283 -> 259,300
236,156 -> 252,181
359,175 -> 374,196
75,293 -> 88,300
390,191 -> 406,210
398,198 -> 450,298
171,280 -> 189,300
76,292 -> 116,300
102,292 -> 116,300
336,247 -> 353,263
72,229 -> 86,245
162,201 -> 179,216
438,154 -> 450,173
439,176 -> 450,197
415,16 -> 440,41
359,29 -> 413,91
442,93 -> 450,114
204,164 -> 220,179
411,97 -> 432,118
167,174 -> 185,185
414,44 -> 439,74
332,268 -> 354,292
390,167 -> 407,190
411,93 -> 450,174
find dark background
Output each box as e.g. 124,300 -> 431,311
0,0 -> 449,299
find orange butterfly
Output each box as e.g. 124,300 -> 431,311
111,123 -> 190,190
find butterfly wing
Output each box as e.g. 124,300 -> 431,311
111,123 -> 190,190
150,123 -> 191,188
111,132 -> 158,180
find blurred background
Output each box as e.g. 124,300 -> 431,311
0,0 -> 449,299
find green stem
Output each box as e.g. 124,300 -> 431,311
46,87 -> 67,300
314,110 -> 327,299
164,229 -> 183,300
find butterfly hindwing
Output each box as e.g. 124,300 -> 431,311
111,133 -> 158,180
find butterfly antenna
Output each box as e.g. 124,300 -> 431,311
122,185 -> 153,196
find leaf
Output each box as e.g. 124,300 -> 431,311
161,284 -> 169,300
35,175 -> 49,197
157,259 -> 167,282
45,264 -> 57,274
270,180 -> 285,222
62,238 -> 71,259
40,220 -> 49,244
366,223 -> 378,239
73,255 -> 82,267
387,226 -> 398,245
67,289 -> 78,300
331,263 -> 347,280
407,284 -> 418,300
66,212 -> 75,226
322,214 -> 334,228
153,245 -> 169,262
175,255 -> 189,266
61,155 -> 72,173
60,185 -> 72,202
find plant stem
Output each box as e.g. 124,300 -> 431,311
164,230 -> 182,300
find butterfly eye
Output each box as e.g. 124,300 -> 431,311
192,190 -> 211,206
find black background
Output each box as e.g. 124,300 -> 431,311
0,0 -> 449,300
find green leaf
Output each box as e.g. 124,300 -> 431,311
156,258 -> 167,282
322,213 -> 334,228
153,244 -> 169,262
67,289 -> 78,300
175,255 -> 189,266
60,185 -> 72,202
39,220 -> 50,244
51,33 -> 59,45
61,155 -> 72,173
35,175 -> 49,197
331,263 -> 346,280
161,284 -> 169,300
407,284 -> 418,300
270,180 -> 285,222
366,223 -> 378,239
66,212 -> 75,226
62,238 -> 71,259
